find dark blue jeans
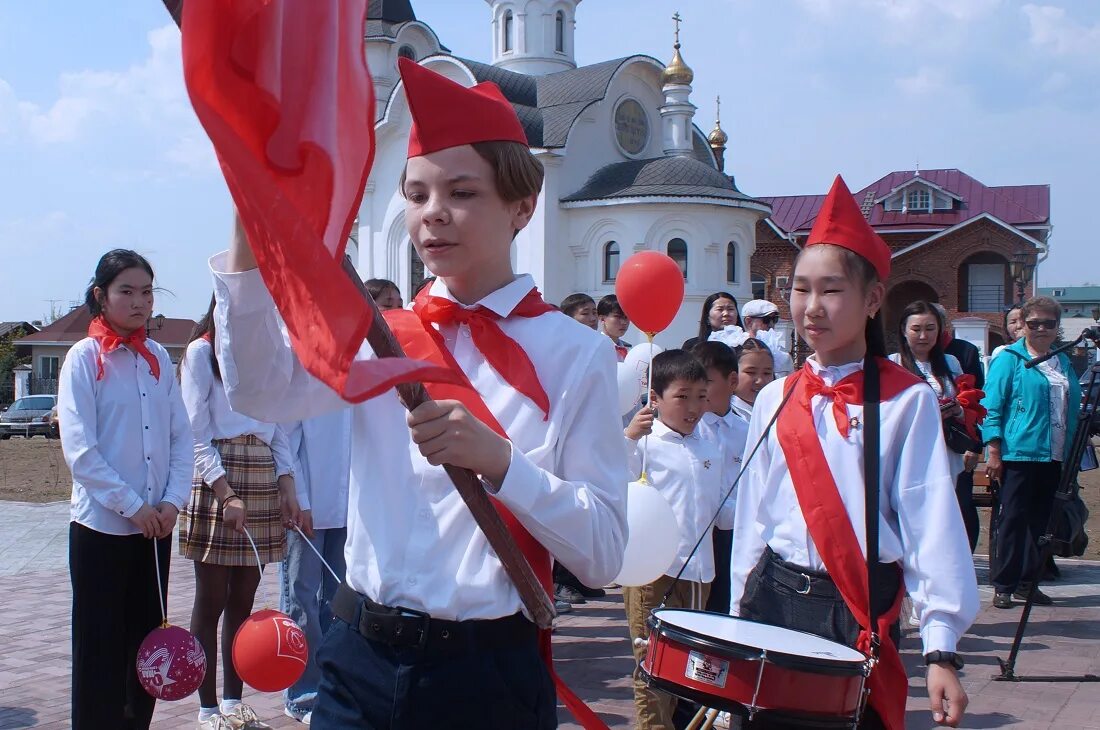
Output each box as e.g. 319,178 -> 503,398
311,617 -> 557,729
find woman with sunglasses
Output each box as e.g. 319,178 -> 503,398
982,296 -> 1081,609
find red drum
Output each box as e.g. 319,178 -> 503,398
639,609 -> 871,727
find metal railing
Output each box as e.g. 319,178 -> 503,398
967,284 -> 1006,313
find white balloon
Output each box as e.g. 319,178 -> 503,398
623,342 -> 665,375
617,363 -> 643,416
615,481 -> 680,587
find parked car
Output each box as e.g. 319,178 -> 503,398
0,395 -> 59,439
49,405 -> 60,439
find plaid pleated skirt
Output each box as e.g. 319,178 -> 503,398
179,435 -> 286,566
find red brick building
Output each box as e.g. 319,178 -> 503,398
752,169 -> 1050,351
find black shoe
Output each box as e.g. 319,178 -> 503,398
993,592 -> 1014,609
1014,587 -> 1054,605
554,583 -> 586,604
576,585 -> 607,599
1043,562 -> 1061,581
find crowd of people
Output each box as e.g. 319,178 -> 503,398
55,57 -> 1086,730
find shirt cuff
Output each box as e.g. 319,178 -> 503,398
920,622 -> 959,654
210,251 -> 276,316
201,465 -> 227,486
118,491 -> 145,519
492,443 -> 544,516
161,489 -> 188,512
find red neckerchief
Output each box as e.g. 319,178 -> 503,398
411,287 -> 554,418
614,343 -> 629,362
775,358 -> 921,730
384,287 -> 608,730
87,315 -> 160,382
953,373 -> 987,440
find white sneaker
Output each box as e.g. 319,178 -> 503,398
198,715 -> 232,730
222,703 -> 273,729
284,706 -> 312,725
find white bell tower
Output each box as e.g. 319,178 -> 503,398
486,0 -> 580,75
659,12 -> 697,158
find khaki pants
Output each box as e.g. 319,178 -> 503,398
624,575 -> 711,730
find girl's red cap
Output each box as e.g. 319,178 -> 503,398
806,175 -> 891,280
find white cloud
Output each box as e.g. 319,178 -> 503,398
796,0 -> 1001,22
1022,4 -> 1100,58
896,66 -> 945,96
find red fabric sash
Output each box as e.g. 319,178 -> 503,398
87,315 -> 161,382
412,287 -> 554,419
953,373 -> 987,440
775,359 -> 921,730
383,293 -> 608,730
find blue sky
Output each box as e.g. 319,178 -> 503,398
1,0 -> 1097,322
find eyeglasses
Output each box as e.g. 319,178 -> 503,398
1024,319 -> 1058,331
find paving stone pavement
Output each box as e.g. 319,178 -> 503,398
1,500 -> 1098,729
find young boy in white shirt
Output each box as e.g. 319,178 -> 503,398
210,58 -> 627,729
623,350 -> 734,730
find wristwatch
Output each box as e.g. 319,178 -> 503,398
924,651 -> 964,670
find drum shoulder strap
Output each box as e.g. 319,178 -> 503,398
863,354 -> 881,654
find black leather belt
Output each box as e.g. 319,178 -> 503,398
762,547 -> 902,605
332,583 -> 536,656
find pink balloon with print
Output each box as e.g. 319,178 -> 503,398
136,625 -> 207,700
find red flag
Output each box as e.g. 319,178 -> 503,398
181,0 -> 458,402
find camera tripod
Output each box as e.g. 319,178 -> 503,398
995,328 -> 1100,683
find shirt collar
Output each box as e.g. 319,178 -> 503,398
652,418 -> 698,441
806,355 -> 863,386
428,273 -> 536,318
701,409 -> 737,429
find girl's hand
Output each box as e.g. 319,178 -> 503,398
130,503 -> 161,539
407,400 -> 512,487
927,663 -> 968,727
963,451 -> 981,473
297,509 -> 315,540
625,405 -> 655,441
154,502 -> 179,539
279,484 -> 302,530
222,497 -> 247,534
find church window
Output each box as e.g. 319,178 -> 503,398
555,11 -> 565,52
751,270 -> 767,300
906,188 -> 930,212
397,45 -> 417,61
410,242 -> 429,295
726,242 -> 736,283
667,238 -> 688,279
503,11 -> 514,53
603,241 -> 620,282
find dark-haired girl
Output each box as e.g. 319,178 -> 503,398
364,278 -> 402,311
597,294 -> 632,360
730,178 -> 977,729
682,291 -> 742,350
179,296 -> 302,730
731,338 -> 776,422
59,249 -> 193,729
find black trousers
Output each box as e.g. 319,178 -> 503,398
955,470 -> 980,553
313,600 -> 556,728
735,549 -> 901,730
991,460 -> 1061,593
69,522 -> 170,730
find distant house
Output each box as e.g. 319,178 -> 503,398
752,168 -> 1050,355
15,308 -> 197,395
1038,285 -> 1100,341
0,321 -> 40,340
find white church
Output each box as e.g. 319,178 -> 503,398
353,0 -> 771,346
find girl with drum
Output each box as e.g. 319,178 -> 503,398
729,177 -> 979,729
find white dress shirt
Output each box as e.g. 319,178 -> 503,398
698,408 -> 749,503
888,353 -> 965,477
282,409 -> 352,530
59,337 -> 193,535
209,255 -> 629,621
627,420 -> 734,583
180,338 -> 294,484
730,358 -> 979,654
731,396 -> 754,423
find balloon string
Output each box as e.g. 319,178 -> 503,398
292,524 -> 343,585
640,333 -> 655,483
242,527 -> 269,609
153,537 -> 167,627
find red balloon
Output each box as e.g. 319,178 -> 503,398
615,251 -> 685,335
136,625 -> 207,701
232,609 -> 309,692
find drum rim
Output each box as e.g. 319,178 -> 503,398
649,609 -> 868,675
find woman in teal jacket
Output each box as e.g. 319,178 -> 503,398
982,296 -> 1081,609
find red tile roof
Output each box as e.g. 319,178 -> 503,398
763,169 -> 1049,235
17,307 -> 197,347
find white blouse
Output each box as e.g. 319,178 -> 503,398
627,420 -> 735,583
282,409 -> 352,530
1036,357 -> 1070,461
209,256 -> 628,621
730,358 -> 979,654
698,408 -> 749,503
179,338 -> 294,485
58,337 -> 193,535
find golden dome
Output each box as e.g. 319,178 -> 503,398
662,44 -> 694,86
708,96 -> 727,147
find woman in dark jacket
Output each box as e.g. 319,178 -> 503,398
681,292 -> 741,350
982,296 -> 1081,609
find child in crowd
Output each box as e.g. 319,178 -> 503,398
598,293 -> 633,360
60,250 -> 193,730
209,58 -> 627,728
364,278 -> 402,311
278,410 -> 352,725
179,296 -> 302,730
623,350 -> 734,730
730,176 -> 977,729
731,338 -> 775,422
560,292 -> 598,330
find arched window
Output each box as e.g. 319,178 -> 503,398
726,241 -> 736,282
503,11 -> 514,52
397,45 -> 417,61
555,11 -> 565,52
603,241 -> 620,282
667,238 -> 688,279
